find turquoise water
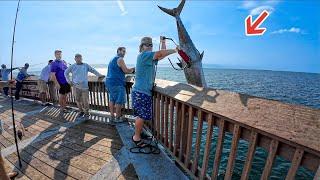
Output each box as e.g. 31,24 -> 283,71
28,66 -> 319,179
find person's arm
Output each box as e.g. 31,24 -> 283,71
117,58 -> 134,74
50,65 -> 60,89
87,64 -> 105,80
153,48 -> 178,61
64,66 -> 72,85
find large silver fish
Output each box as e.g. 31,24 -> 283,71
158,0 -> 207,88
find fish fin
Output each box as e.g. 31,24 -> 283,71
200,51 -> 204,60
177,62 -> 183,68
157,6 -> 175,17
158,0 -> 185,17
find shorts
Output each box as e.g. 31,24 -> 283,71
107,85 -> 126,105
38,80 -> 48,93
132,91 -> 152,121
59,83 -> 71,95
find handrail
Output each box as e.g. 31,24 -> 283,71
2,77 -> 319,179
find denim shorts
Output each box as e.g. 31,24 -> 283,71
132,91 -> 153,121
107,85 -> 126,105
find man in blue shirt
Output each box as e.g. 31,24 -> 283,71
131,37 -> 179,147
15,63 -> 32,101
105,47 -> 135,123
0,64 -> 19,96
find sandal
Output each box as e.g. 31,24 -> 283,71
140,131 -> 152,140
132,136 -> 148,147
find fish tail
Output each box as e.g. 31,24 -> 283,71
158,0 -> 185,17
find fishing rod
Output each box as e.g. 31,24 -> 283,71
9,0 -> 22,168
161,36 -> 191,70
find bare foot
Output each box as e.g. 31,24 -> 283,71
8,171 -> 18,179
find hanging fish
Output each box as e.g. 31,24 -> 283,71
158,0 -> 207,87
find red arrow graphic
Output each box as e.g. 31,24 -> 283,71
245,10 -> 269,36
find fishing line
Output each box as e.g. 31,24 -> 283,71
9,0 -> 22,168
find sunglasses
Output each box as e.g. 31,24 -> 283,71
144,43 -> 153,47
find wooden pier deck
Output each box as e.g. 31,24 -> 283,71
0,96 -> 186,179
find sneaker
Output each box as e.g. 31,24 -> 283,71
62,109 -> 71,113
78,112 -> 85,117
15,99 -> 22,102
84,113 -> 90,118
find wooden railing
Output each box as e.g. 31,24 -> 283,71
149,80 -> 320,180
2,77 -> 319,179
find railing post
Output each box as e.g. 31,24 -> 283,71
241,131 -> 258,180
211,119 -> 225,179
200,113 -> 214,179
192,109 -> 203,175
225,124 -> 241,180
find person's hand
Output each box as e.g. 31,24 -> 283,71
55,83 -> 60,89
176,45 -> 181,52
160,36 -> 166,42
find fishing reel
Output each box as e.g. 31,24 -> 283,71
161,36 -> 192,70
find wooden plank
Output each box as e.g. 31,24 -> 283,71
164,96 -> 169,147
179,103 -> 186,161
89,83 -> 94,108
160,94 -> 165,143
102,83 -> 107,109
224,124 -> 241,180
184,106 -> 194,168
192,109 -> 203,174
240,131 -> 258,180
200,113 -> 214,179
212,119 -> 226,179
98,82 -> 103,110
285,149 -> 304,180
156,92 -> 161,139
261,139 -> 279,180
173,101 -> 181,156
169,98 -> 174,151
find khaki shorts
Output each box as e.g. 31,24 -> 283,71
38,80 -> 48,93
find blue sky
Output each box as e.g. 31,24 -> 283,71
0,0 -> 319,73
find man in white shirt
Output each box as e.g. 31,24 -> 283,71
64,54 -> 105,117
38,60 -> 53,105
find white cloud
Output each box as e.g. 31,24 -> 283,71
271,27 -> 302,34
117,0 -> 128,16
240,1 -> 280,16
250,5 -> 274,16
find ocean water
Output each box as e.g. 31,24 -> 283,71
27,66 -> 319,179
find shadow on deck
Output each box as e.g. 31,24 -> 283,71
0,96 -> 187,180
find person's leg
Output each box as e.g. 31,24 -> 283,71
0,155 -> 10,180
109,102 -> 115,118
82,89 -> 90,115
133,117 -> 144,141
74,88 -> 83,112
115,104 -> 122,118
15,81 -> 22,100
3,87 -> 9,96
48,82 -> 57,104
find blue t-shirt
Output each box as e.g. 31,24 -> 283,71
132,51 -> 156,96
1,69 -> 11,81
51,59 -> 68,85
105,56 -> 126,87
16,68 -> 28,82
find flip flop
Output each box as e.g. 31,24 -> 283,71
8,171 -> 18,179
131,136 -> 148,148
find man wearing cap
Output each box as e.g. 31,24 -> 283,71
50,50 -> 71,113
131,36 -> 179,147
105,47 -> 135,123
64,53 -> 105,117
0,64 -> 19,96
15,63 -> 32,101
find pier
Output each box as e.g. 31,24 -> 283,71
0,76 -> 319,179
